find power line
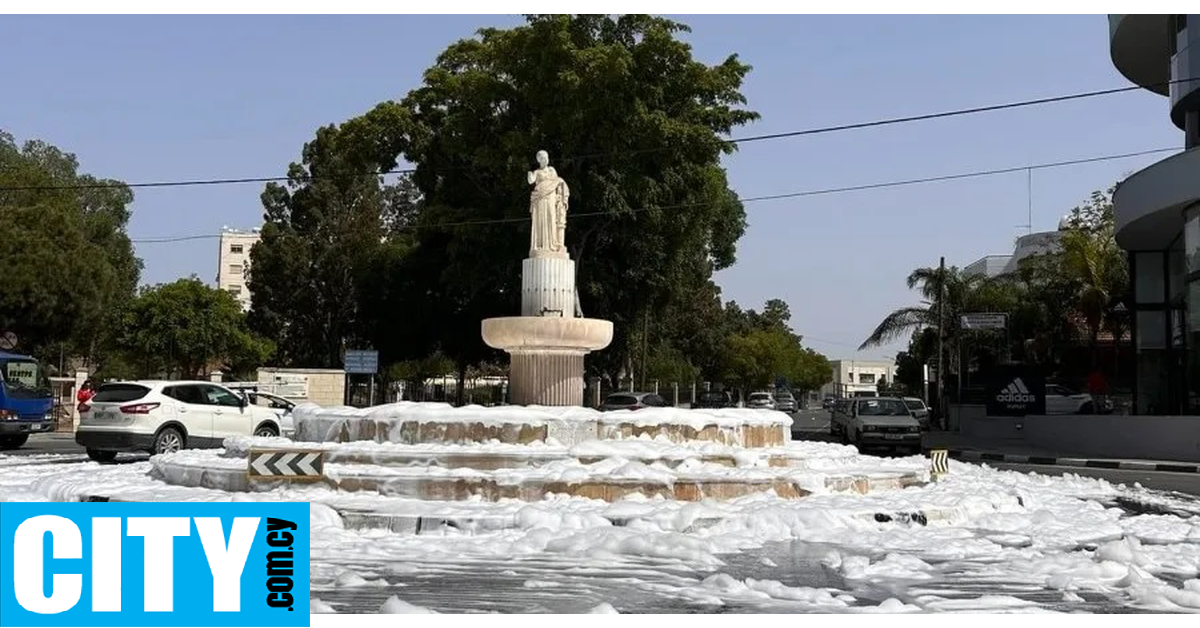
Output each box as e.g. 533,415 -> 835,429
3,79 -> 1190,193
127,145 -> 1177,244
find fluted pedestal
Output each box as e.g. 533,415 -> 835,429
481,316 -> 613,407
521,257 -> 575,317
509,350 -> 586,406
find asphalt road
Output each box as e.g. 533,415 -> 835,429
790,409 -> 1200,496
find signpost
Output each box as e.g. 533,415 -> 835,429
960,313 -> 1007,330
343,349 -> 379,406
247,448 -> 325,481
929,449 -> 949,480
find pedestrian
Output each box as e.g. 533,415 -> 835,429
76,379 -> 96,405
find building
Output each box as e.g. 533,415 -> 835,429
964,228 -> 1066,278
216,227 -> 261,311
819,359 -> 897,398
1109,15 -> 1200,415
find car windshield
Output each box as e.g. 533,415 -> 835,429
749,393 -> 771,401
776,393 -> 793,399
699,392 -> 726,401
858,399 -> 910,416
903,399 -> 925,411
93,384 -> 151,403
0,358 -> 52,398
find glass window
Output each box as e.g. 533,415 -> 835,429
92,384 -> 150,403
229,264 -> 243,275
201,385 -> 243,407
858,373 -> 876,384
1137,310 -> 1167,350
1136,252 -> 1165,304
1171,243 -> 1186,304
230,244 -> 244,254
164,385 -> 205,405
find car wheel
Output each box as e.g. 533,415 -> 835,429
86,448 -> 117,463
254,424 -> 279,438
1079,402 -> 1094,414
0,434 -> 29,450
154,427 -> 185,455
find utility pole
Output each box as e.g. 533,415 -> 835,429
936,256 -> 946,430
640,308 -> 649,391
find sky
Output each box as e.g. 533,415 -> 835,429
0,15 -> 1184,362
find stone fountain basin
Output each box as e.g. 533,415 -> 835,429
482,316 -> 613,352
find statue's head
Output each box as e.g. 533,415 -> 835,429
536,150 -> 549,168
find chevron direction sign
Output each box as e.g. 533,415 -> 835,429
247,448 -> 325,481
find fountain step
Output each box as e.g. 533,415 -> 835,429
151,450 -> 926,503
292,403 -> 792,449
222,436 -> 860,471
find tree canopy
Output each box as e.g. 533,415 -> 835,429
0,130 -> 141,370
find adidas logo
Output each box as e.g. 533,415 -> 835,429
996,378 -> 1037,403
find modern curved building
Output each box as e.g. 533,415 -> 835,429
1109,15 -> 1200,414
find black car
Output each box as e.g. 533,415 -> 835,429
693,390 -> 734,409
822,397 -> 836,410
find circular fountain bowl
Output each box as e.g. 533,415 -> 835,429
482,316 -> 613,352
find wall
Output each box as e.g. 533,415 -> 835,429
956,406 -> 1200,462
257,367 -> 346,407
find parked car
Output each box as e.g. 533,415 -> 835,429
75,380 -> 287,462
851,390 -> 879,398
746,391 -> 777,410
821,397 -> 836,410
247,390 -> 297,437
600,392 -> 669,411
902,397 -> 931,430
1045,384 -> 1112,415
830,397 -> 922,454
773,391 -> 798,413
693,390 -> 735,409
0,351 -> 54,450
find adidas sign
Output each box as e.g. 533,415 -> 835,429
996,377 -> 1037,404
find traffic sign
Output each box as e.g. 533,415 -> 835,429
247,449 -> 324,481
343,349 -> 379,374
960,313 -> 1007,330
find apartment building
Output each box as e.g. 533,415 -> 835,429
216,227 -> 261,311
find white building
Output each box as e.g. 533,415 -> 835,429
820,359 -> 897,398
216,227 -> 261,311
964,228 -> 1065,278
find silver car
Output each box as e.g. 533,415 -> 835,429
746,392 -> 776,410
773,391 -> 798,412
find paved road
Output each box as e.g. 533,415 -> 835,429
788,410 -> 1200,496
4,433 -> 83,455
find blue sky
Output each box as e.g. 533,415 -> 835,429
0,15 -> 1182,361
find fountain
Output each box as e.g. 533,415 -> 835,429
481,150 -> 612,406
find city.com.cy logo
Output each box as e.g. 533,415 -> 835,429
996,378 -> 1037,404
0,502 -> 310,627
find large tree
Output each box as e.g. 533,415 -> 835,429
247,109 -> 420,368
376,15 -> 755,378
0,131 -> 141,369
121,278 -> 273,379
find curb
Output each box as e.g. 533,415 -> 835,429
943,449 -> 1200,474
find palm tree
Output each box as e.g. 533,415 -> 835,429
860,266 -> 1014,350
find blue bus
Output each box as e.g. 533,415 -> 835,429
0,351 -> 55,449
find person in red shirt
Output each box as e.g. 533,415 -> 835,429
76,379 -> 96,405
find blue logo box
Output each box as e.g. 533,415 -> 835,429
0,502 -> 310,627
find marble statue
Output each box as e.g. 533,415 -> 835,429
527,150 -> 570,257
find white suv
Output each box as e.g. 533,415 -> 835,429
76,381 -> 285,462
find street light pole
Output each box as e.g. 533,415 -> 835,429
936,256 -> 946,430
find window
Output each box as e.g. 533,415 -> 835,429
229,264 -> 243,275
164,385 -> 205,405
1136,252 -> 1166,304
93,384 -> 150,403
201,385 -> 243,407
226,286 -> 241,295
230,244 -> 244,254
858,373 -> 876,384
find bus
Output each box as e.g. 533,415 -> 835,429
0,351 -> 55,449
